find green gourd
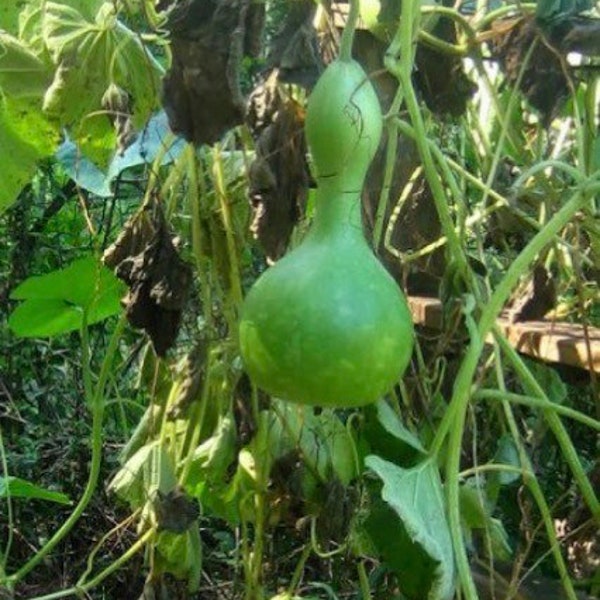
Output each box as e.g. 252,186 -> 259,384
239,44 -> 414,408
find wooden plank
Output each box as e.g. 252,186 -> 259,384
331,3 -> 367,29
407,296 -> 600,373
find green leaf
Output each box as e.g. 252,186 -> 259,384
186,416 -> 237,490
106,111 -> 185,179
536,0 -> 593,22
487,518 -> 512,562
0,31 -> 60,212
460,479 -> 513,562
523,359 -> 567,405
0,111 -> 40,211
0,32 -> 51,97
9,300 -> 88,338
155,525 -> 202,590
55,136 -> 112,197
492,435 -> 520,486
460,482 -> 489,530
0,0 -> 32,36
365,456 -> 455,600
0,476 -> 70,504
273,400 -> 358,484
41,2 -> 162,164
8,256 -> 124,337
18,2 -> 47,56
56,111 -> 185,197
0,98 -> 58,212
109,442 -> 178,508
363,399 -> 426,467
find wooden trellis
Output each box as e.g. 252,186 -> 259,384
408,296 -> 600,373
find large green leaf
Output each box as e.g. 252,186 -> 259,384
0,110 -> 39,211
0,476 -> 71,505
0,28 -> 58,213
0,98 -> 58,212
363,399 -> 427,467
1,0 -> 102,37
42,2 -> 162,165
8,256 -> 124,337
0,0 -> 30,36
0,31 -> 51,97
365,456 -> 455,600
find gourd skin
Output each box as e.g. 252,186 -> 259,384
239,220 -> 414,407
304,59 -> 382,192
239,56 -> 414,408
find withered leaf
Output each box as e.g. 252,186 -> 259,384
266,0 -> 322,88
491,15 -> 569,126
507,264 -> 557,322
246,76 -> 310,261
153,486 -> 199,533
166,345 -> 206,420
161,0 -> 265,145
103,200 -> 192,356
415,16 -> 476,117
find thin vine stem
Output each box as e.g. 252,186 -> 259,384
6,314 -> 127,586
29,529 -> 153,600
357,559 -> 372,600
339,0 -> 359,62
213,146 -> 244,317
437,183 -> 593,599
286,543 -> 312,595
0,426 -> 13,579
475,3 -> 536,31
492,349 -> 579,600
475,388 -> 600,432
494,331 -> 600,519
385,0 -> 475,296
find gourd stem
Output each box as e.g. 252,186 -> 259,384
339,0 -> 359,62
308,188 -> 364,241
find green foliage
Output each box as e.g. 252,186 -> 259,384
0,102 -> 57,212
1,0 -> 599,598
0,0 -> 162,211
363,399 -> 427,465
42,2 -> 162,164
365,456 -> 455,600
536,0 -> 594,22
8,256 -> 124,337
0,32 -> 51,97
0,476 -> 71,505
56,111 -> 185,197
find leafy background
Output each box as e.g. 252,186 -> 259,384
0,0 -> 599,599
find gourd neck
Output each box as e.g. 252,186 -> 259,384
307,181 -> 365,243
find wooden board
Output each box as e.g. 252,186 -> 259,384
407,296 -> 600,373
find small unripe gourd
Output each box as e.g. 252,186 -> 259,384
239,53 -> 414,408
